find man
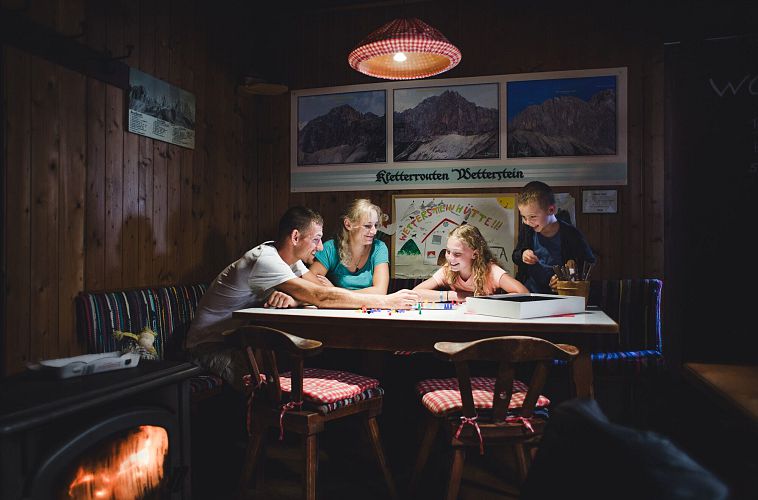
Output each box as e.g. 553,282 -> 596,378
186,206 -> 418,389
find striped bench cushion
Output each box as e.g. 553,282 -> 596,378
75,284 -> 221,395
584,279 -> 664,373
75,284 -> 207,360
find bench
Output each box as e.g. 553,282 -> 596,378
74,284 -> 224,398
73,278 -> 662,407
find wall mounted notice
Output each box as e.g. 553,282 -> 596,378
582,189 -> 618,213
392,193 -> 518,278
128,68 -> 196,149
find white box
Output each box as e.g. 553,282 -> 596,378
465,293 -> 586,319
29,352 -> 141,379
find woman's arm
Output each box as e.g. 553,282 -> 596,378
309,260 -> 328,277
307,260 -> 334,287
353,262 -> 389,295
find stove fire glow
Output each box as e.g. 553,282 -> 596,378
66,425 -> 168,499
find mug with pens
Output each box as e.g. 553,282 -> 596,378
552,259 -> 594,308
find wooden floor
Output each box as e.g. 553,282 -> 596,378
191,392 -> 522,499
190,367 -> 758,500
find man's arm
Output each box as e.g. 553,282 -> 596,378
276,276 -> 417,309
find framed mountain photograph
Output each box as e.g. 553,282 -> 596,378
290,68 -> 627,192
393,83 -> 499,161
506,74 -> 617,158
296,90 -> 386,166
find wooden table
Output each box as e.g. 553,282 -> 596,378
233,306 -> 618,398
683,363 -> 758,429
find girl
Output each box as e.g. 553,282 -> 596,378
309,198 -> 390,294
414,224 -> 528,301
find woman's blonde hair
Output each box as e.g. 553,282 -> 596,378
443,224 -> 499,296
336,199 -> 383,267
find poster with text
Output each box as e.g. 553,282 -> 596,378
392,194 -> 518,278
128,68 -> 196,149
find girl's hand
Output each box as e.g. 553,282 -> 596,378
522,249 -> 539,265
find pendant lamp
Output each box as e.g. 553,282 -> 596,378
348,18 -> 461,80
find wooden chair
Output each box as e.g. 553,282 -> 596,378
225,325 -> 398,500
410,335 -> 579,499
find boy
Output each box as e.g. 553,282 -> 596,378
512,181 -> 595,293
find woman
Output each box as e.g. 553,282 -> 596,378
310,198 -> 389,294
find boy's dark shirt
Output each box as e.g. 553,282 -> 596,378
512,219 -> 595,285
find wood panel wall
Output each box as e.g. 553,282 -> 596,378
268,0 -> 665,280
2,0 -> 666,376
1,0 -> 262,375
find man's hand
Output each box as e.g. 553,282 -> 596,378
522,249 -> 539,265
385,289 -> 420,310
264,290 -> 298,308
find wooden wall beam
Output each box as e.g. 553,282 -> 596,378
0,6 -> 129,89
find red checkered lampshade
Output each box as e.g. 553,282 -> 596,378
348,18 -> 462,80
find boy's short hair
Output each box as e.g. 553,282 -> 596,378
277,206 -> 323,241
518,181 -> 555,209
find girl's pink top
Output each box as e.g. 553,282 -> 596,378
431,263 -> 507,297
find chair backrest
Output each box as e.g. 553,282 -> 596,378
226,325 -> 323,406
75,283 -> 207,359
434,336 -> 578,422
588,279 -> 663,353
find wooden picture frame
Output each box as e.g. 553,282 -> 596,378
291,68 -> 627,192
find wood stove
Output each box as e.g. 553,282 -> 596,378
0,361 -> 201,499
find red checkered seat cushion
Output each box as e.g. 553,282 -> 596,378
415,377 -> 550,415
279,368 -> 380,404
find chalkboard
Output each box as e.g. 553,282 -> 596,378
666,35 -> 758,363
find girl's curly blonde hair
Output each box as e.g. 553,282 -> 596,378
443,224 -> 499,296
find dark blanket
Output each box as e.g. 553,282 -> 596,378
521,398 -> 728,500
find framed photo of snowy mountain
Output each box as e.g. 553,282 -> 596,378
290,68 -> 627,192
391,193 -> 519,278
296,90 -> 386,165
127,68 -> 195,149
506,74 -> 617,158
393,83 -> 499,161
